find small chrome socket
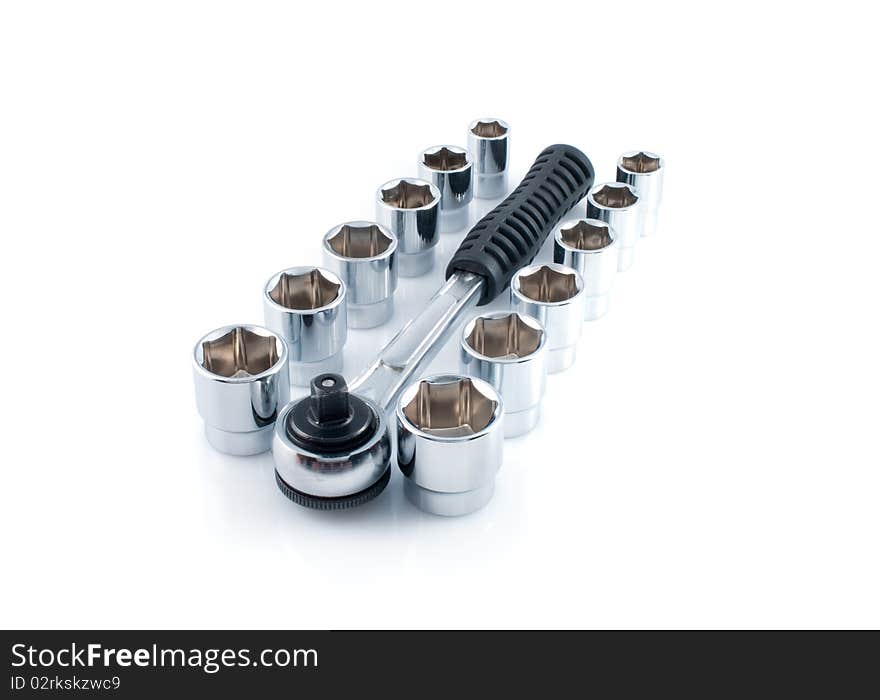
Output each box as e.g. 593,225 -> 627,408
417,145 -> 473,232
263,266 -> 347,386
192,324 -> 290,456
397,375 -> 504,517
586,182 -> 642,272
553,218 -> 618,321
460,312 -> 547,438
273,373 -> 393,509
616,150 -> 664,237
322,221 -> 398,329
510,263 -> 586,374
375,178 -> 441,277
467,118 -> 510,200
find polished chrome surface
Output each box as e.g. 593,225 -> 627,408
418,145 -> 473,232
616,150 -> 664,237
350,271 -> 484,413
270,267 -> 486,505
192,324 -> 290,455
272,393 -> 392,499
375,178 -> 440,277
322,221 -> 398,329
263,266 -> 347,386
586,182 -> 642,272
511,263 -> 586,373
402,479 -> 495,518
468,118 -> 509,200
553,218 -> 618,320
397,374 -> 504,516
460,312 -> 547,438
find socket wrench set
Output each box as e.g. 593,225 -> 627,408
192,120 -> 664,516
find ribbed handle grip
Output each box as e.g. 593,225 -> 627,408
446,144 -> 595,304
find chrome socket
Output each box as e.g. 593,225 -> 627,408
273,373 -> 393,509
616,150 -> 664,237
262,266 -> 347,386
553,218 -> 618,321
460,312 -> 547,438
510,263 -> 586,374
192,324 -> 290,456
375,178 -> 440,277
397,375 -> 504,516
322,221 -> 398,329
586,182 -> 642,272
467,118 -> 510,200
417,145 -> 473,232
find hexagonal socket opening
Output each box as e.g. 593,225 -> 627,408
327,223 -> 393,258
516,265 -> 581,303
470,120 -> 508,138
268,269 -> 341,310
402,377 -> 497,437
380,180 -> 437,209
621,151 -> 661,174
465,313 -> 542,360
591,183 -> 638,209
422,146 -> 469,171
560,220 -> 613,251
201,327 -> 279,378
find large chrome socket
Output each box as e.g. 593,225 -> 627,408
616,150 -> 664,237
510,263 -> 586,374
397,375 -> 504,517
375,178 -> 440,277
553,218 -> 618,321
192,324 -> 290,456
460,312 -> 547,438
417,145 -> 473,232
263,266 -> 347,386
467,118 -> 510,200
322,221 -> 398,329
586,182 -> 642,272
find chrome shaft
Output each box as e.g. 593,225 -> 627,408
350,271 -> 484,412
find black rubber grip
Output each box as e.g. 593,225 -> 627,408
446,144 -> 595,304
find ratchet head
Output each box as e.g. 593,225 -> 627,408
273,373 -> 392,509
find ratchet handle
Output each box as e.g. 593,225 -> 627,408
446,144 -> 595,304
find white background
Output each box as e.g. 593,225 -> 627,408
1,2 -> 878,629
